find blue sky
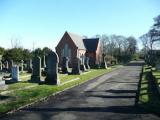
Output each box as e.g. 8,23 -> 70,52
0,0 -> 160,50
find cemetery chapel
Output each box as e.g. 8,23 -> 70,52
56,31 -> 102,67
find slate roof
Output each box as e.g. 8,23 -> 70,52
67,32 -> 86,50
83,38 -> 99,52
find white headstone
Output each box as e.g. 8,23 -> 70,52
0,61 -> 2,71
12,65 -> 20,81
43,55 -> 46,68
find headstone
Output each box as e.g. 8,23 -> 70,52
27,59 -> 32,73
84,57 -> 90,69
2,63 -> 5,70
80,55 -> 86,71
0,72 -> 7,89
20,60 -> 24,72
0,55 -> 2,60
101,61 -> 107,69
156,64 -> 160,70
71,57 -> 81,74
0,56 -> 2,71
8,60 -> 13,71
42,55 -> 46,68
62,57 -> 69,74
0,60 -> 2,71
4,61 -> 9,71
45,51 -> 60,85
11,65 -> 20,82
101,55 -> 107,69
156,63 -> 160,71
31,55 -> 41,83
0,55 -> 2,70
0,80 -> 8,90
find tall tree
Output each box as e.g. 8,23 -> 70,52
126,36 -> 137,55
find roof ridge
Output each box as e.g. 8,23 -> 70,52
67,32 -> 86,50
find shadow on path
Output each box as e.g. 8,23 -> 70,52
86,89 -> 137,93
22,105 -> 147,114
126,61 -> 144,66
88,95 -> 136,99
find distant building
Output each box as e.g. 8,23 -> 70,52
83,38 -> 102,66
55,31 -> 102,67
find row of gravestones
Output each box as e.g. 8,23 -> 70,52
30,51 -> 96,85
26,55 -> 46,73
61,56 -> 90,74
0,52 -> 57,85
61,54 -> 107,74
0,60 -> 13,72
2,50 -> 108,85
0,57 -> 46,74
30,51 -> 59,85
30,51 -> 108,85
0,60 -> 24,72
2,53 -> 51,84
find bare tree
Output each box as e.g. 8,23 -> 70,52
108,35 -> 117,58
153,15 -> 160,29
115,35 -> 125,55
100,34 -> 109,55
10,36 -> 22,48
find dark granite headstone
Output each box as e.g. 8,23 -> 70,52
27,59 -> 32,73
31,55 -> 41,83
156,62 -> 160,71
8,60 -> 14,72
71,57 -> 81,74
62,57 -> 69,74
5,61 -> 9,71
45,51 -> 59,85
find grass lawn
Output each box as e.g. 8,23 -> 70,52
0,65 -> 121,115
138,65 -> 160,114
152,70 -> 160,86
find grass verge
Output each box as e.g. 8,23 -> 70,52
138,65 -> 160,114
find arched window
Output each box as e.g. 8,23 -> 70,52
61,43 -> 71,59
64,44 -> 68,57
68,49 -> 71,59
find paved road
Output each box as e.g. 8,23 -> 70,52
2,61 -> 160,120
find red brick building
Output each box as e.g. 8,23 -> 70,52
55,31 -> 102,67
83,38 -> 102,66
